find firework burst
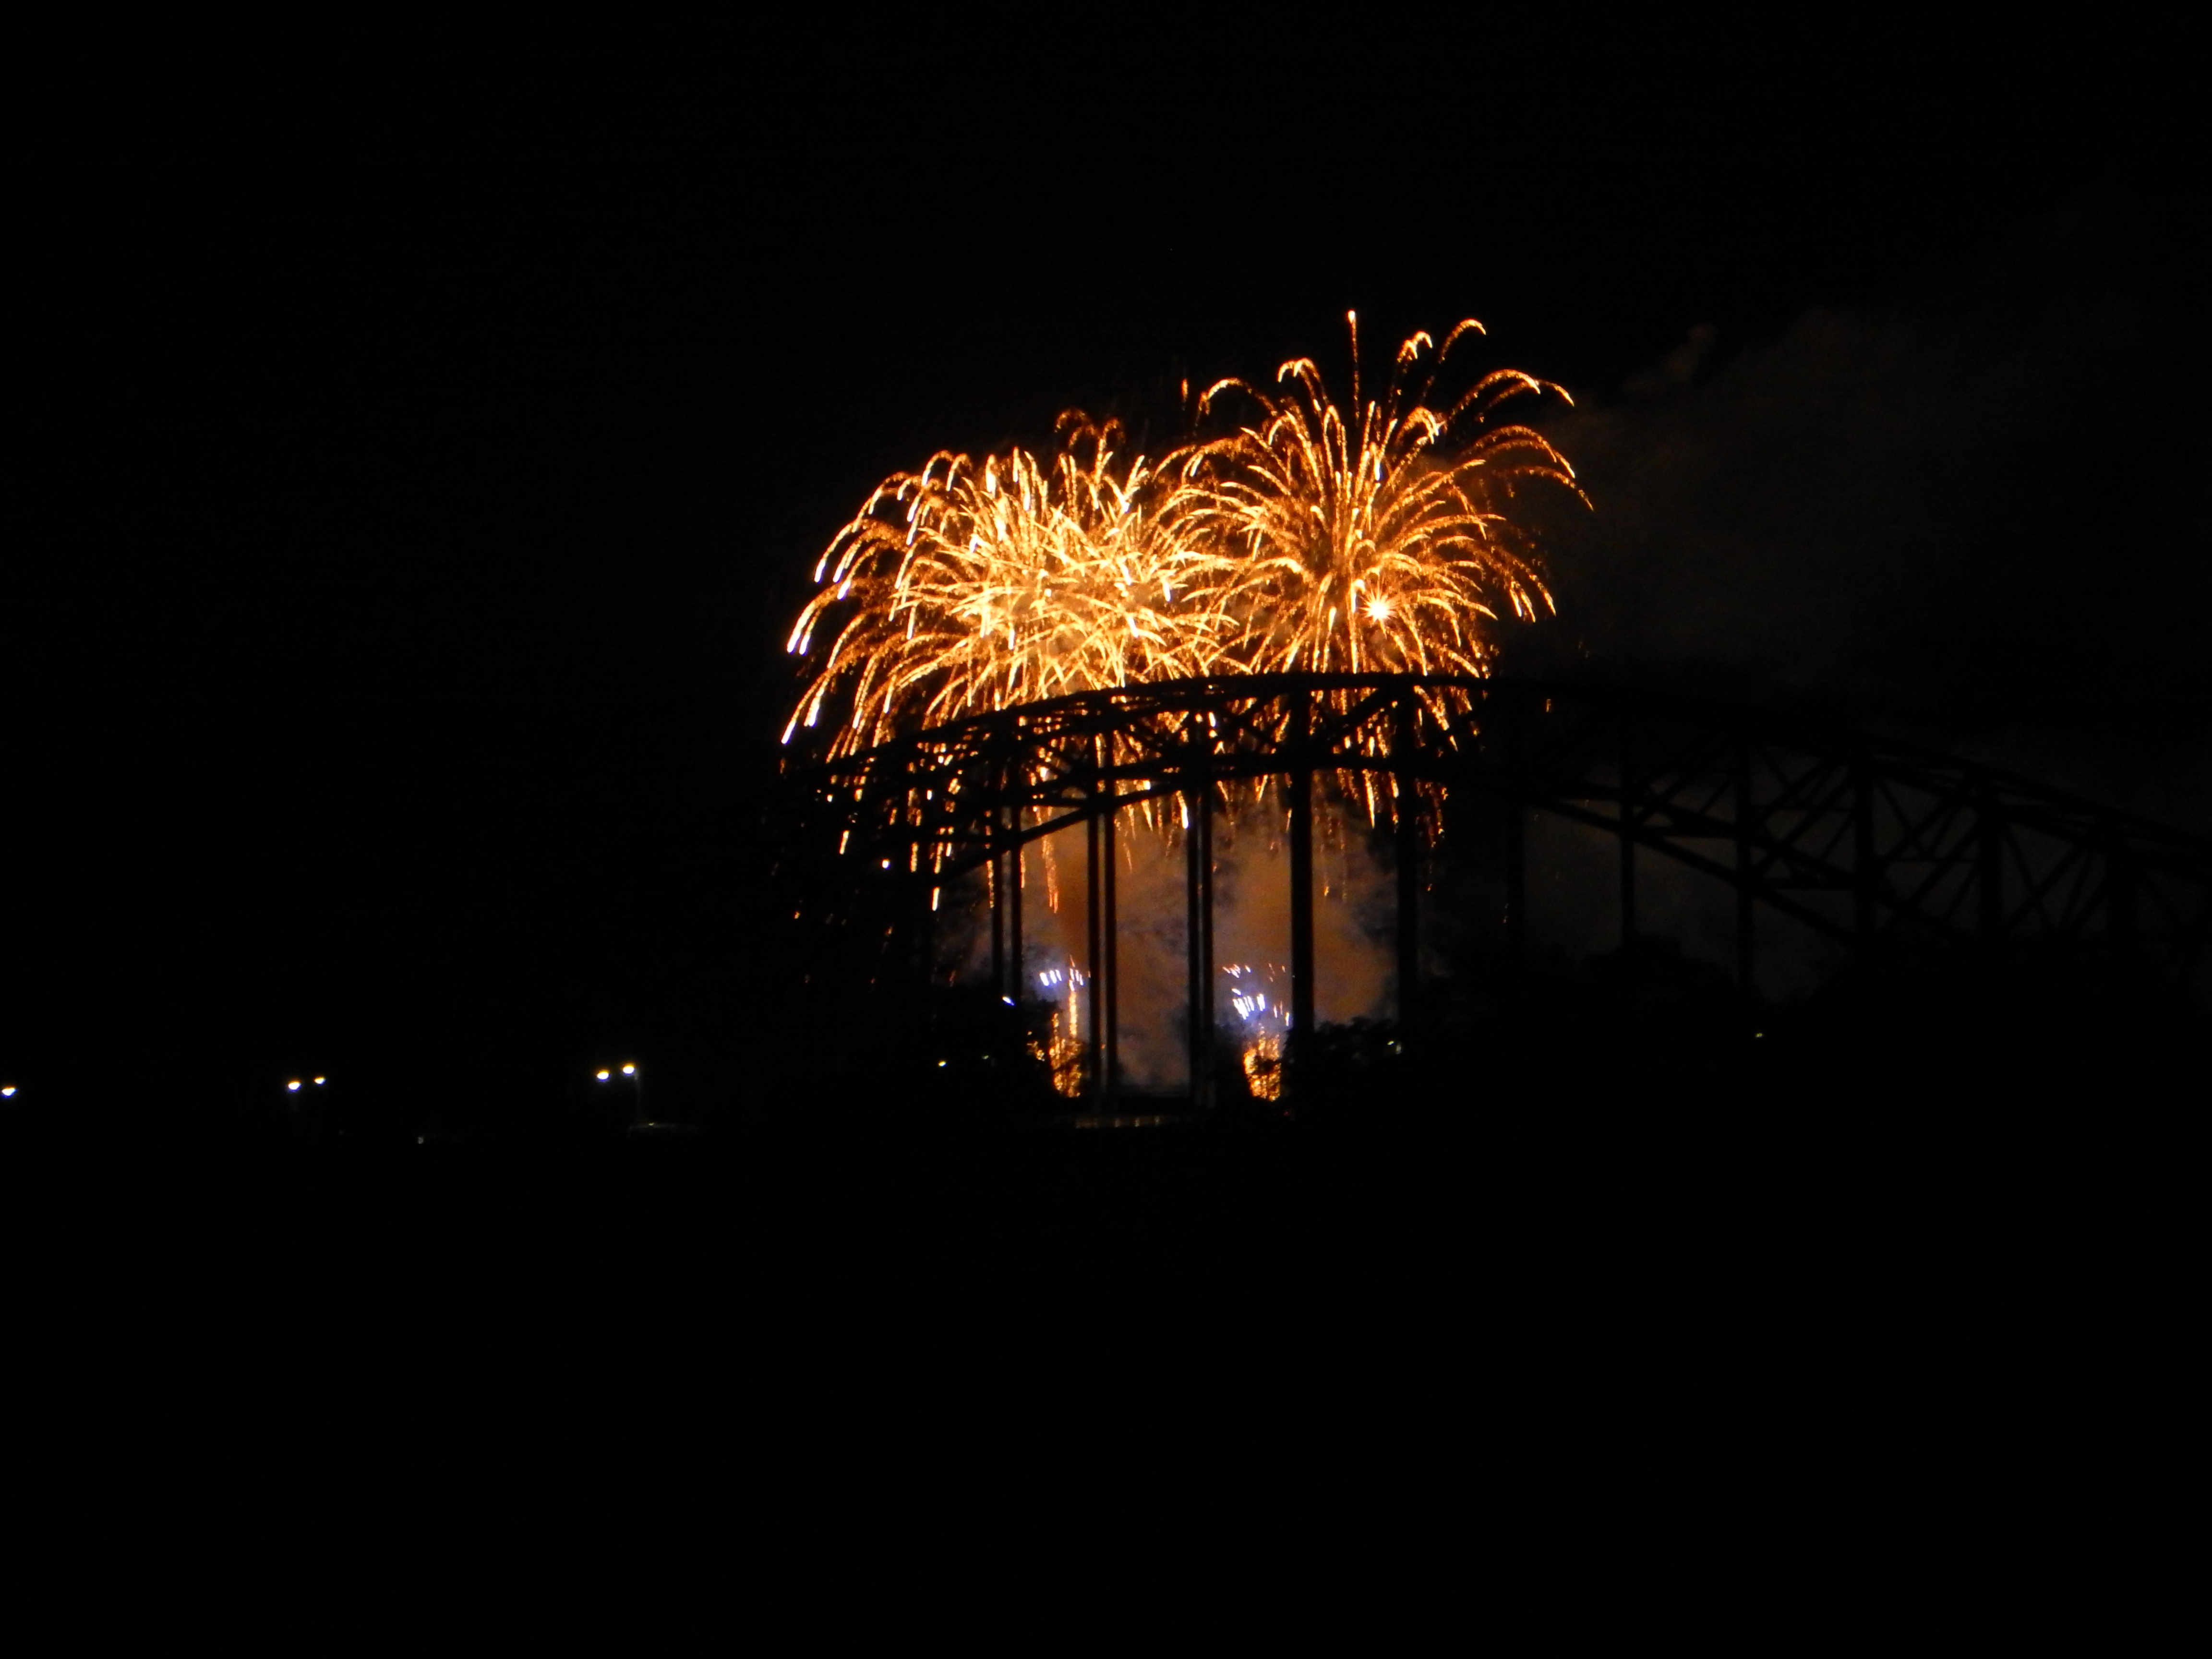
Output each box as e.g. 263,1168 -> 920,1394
782,319 -> 1587,760
784,414 -> 1238,757
1171,314 -> 1586,680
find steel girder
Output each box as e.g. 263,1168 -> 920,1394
781,676 -> 2212,1058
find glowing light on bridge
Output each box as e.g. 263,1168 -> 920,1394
1222,962 -> 1286,1101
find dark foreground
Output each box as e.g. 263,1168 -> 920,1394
3,1017 -> 2193,1615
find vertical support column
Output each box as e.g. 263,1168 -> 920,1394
1619,708 -> 1637,950
1101,731 -> 1119,1107
1086,771 -> 1104,1102
1199,744 -> 1216,1106
990,805 -> 1006,1002
1185,719 -> 1214,1108
1394,693 -> 1420,1045
1008,809 -> 1025,1005
1734,737 -> 1755,995
1288,690 -> 1317,1084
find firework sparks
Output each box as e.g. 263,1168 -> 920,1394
783,320 -> 1585,764
1031,960 -> 1090,1097
1221,961 -> 1287,1100
1173,314 -> 1587,680
786,321 -> 1586,1077
785,414 -> 1240,757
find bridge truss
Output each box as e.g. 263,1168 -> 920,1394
781,674 -> 2212,1101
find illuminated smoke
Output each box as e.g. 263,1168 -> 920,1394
803,321 -> 1581,1084
960,796 -> 1396,1096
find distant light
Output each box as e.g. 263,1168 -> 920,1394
287,1080 -> 301,1092
622,1063 -> 637,1076
416,1136 -> 425,1144
1,1086 -> 15,1098
596,1070 -> 610,1081
937,1059 -> 947,1068
1002,996 -> 1015,1007
313,1076 -> 326,1085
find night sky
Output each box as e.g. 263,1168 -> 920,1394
13,28 -> 2203,1119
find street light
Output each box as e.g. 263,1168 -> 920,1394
594,1062 -> 644,1128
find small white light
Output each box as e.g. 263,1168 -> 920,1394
937,1060 -> 947,1068
287,1080 -> 301,1092
313,1076 -> 326,1085
622,1063 -> 636,1076
596,1070 -> 610,1081
1,1086 -> 15,1098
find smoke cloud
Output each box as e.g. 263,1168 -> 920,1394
960,795 -> 1399,1091
1525,196 -> 2209,833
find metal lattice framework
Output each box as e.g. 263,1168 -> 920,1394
783,674 -> 2212,1099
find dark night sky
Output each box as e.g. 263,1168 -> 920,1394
11,25 -> 2203,1108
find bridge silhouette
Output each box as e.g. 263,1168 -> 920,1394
782,674 -> 2212,1102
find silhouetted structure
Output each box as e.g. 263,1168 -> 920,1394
781,675 -> 2212,1100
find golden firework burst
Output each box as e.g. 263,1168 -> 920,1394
784,414 -> 1239,756
782,320 -> 1586,758
1169,314 -> 1587,680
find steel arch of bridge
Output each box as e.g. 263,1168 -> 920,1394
785,674 -> 2212,1101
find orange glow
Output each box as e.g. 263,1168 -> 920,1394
1174,317 -> 1582,682
1240,1034 -> 1284,1102
782,323 -> 1584,771
784,414 -> 1242,758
